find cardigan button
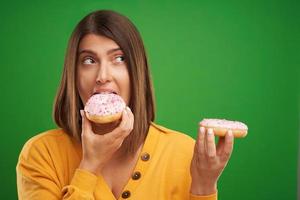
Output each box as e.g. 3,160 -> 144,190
122,190 -> 131,198
132,171 -> 141,180
141,153 -> 150,161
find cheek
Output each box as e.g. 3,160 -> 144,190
120,69 -> 131,104
77,73 -> 95,104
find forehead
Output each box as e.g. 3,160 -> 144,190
78,34 -> 120,52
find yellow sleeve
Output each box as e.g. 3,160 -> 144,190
190,192 -> 218,200
61,169 -> 98,199
16,138 -> 98,200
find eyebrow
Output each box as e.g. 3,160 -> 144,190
78,48 -> 122,56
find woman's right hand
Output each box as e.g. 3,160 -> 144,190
78,107 -> 134,175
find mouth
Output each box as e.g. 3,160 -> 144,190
93,90 -> 118,95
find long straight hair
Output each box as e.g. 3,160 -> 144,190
53,10 -> 155,156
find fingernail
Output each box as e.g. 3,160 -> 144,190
126,106 -> 131,111
208,128 -> 213,135
200,127 -> 205,134
80,110 -> 83,117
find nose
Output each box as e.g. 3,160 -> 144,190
96,62 -> 112,84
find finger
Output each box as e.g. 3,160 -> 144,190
110,109 -> 129,139
124,107 -> 131,130
216,136 -> 225,156
120,108 -> 130,132
206,128 -> 217,159
80,110 -> 92,134
126,106 -> 134,133
221,129 -> 234,162
196,126 -> 206,158
112,108 -> 132,147
120,107 -> 134,138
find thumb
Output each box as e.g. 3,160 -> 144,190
80,110 -> 92,134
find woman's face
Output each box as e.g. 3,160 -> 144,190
76,34 -> 131,106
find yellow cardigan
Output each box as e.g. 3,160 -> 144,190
16,122 -> 217,200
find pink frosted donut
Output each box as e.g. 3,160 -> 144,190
199,118 -> 248,138
84,93 -> 126,124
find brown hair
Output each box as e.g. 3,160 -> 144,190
53,10 -> 155,156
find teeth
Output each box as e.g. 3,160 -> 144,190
94,91 -> 117,95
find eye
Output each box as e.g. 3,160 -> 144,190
115,55 -> 125,63
82,57 -> 96,65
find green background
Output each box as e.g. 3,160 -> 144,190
1,0 -> 299,199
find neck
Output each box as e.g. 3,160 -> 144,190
110,142 -> 144,163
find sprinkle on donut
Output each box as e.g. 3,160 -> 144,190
84,93 -> 126,116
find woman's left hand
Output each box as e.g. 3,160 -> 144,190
190,126 -> 234,195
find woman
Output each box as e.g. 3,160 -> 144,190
16,10 -> 234,200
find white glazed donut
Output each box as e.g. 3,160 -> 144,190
84,93 -> 126,124
199,118 -> 248,138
